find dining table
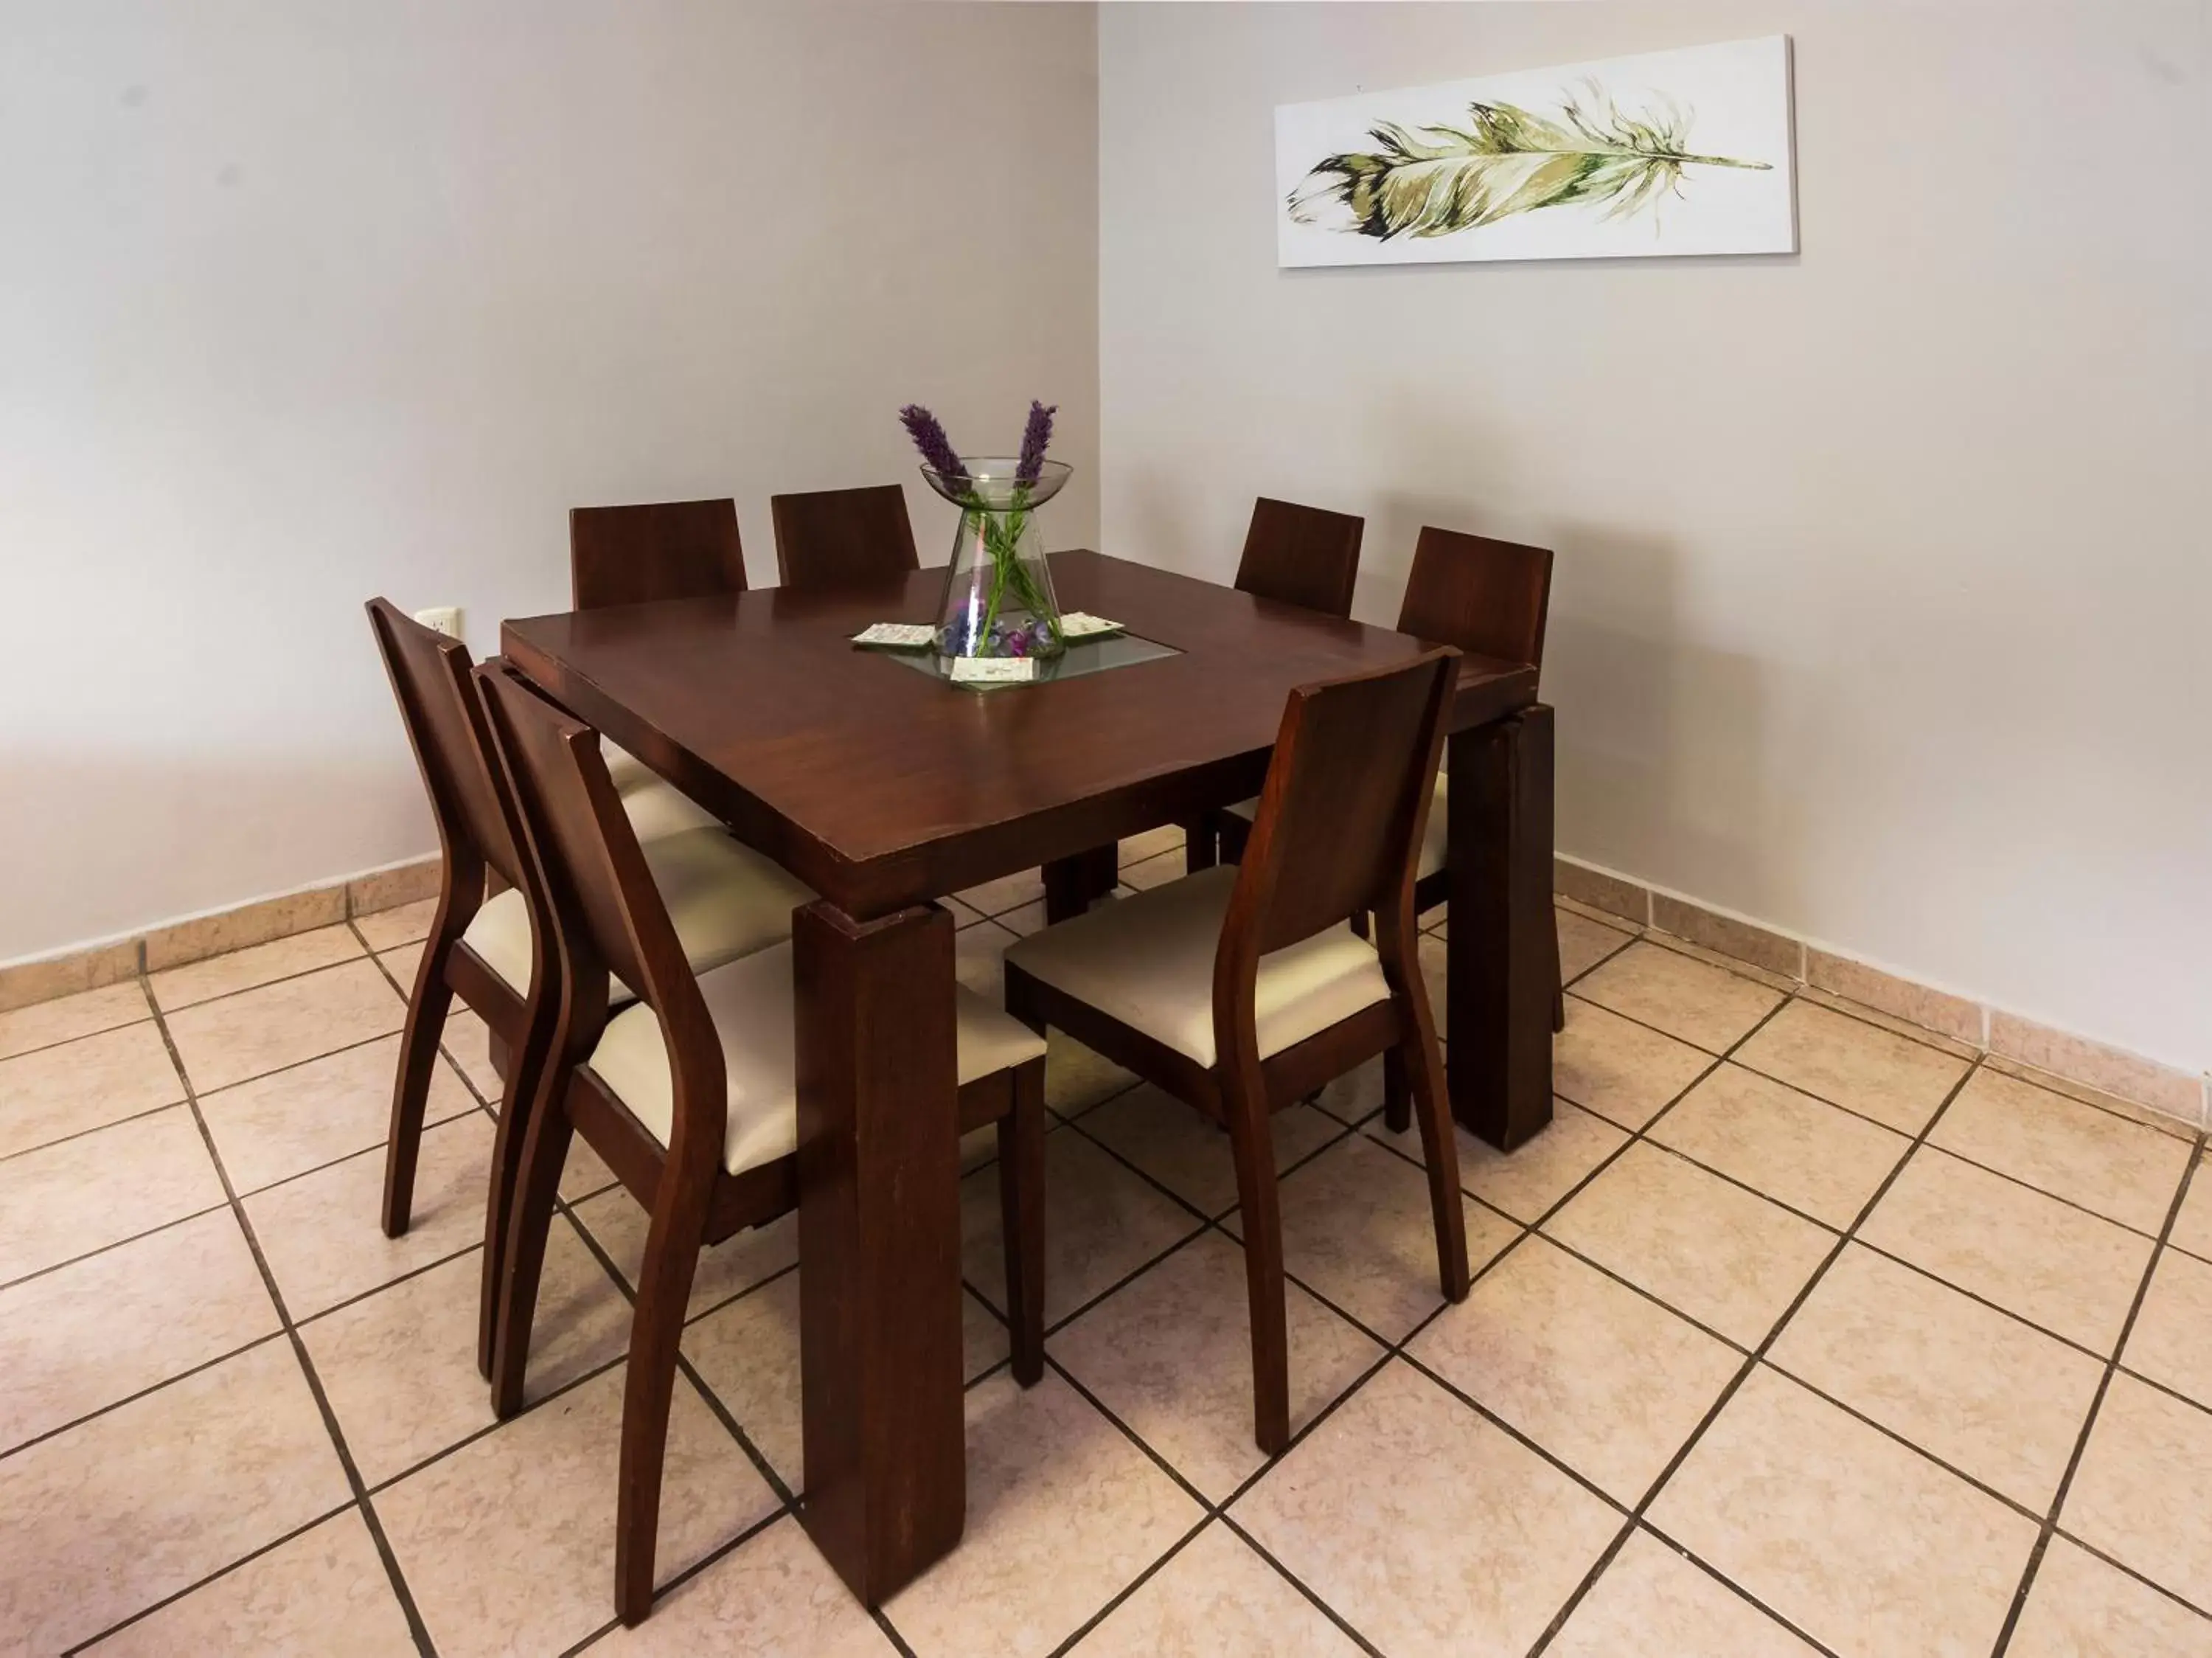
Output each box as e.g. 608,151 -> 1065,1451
501,547 -> 1555,1604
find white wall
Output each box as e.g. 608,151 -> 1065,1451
1099,2 -> 2210,1073
0,0 -> 1099,961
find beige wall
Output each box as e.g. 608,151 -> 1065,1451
1099,2 -> 2210,1073
0,0 -> 1099,962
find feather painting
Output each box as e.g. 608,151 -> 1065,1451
1276,38 -> 1796,268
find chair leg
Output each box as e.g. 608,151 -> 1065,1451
998,1064 -> 1048,1386
477,1001 -> 553,1380
1220,1064 -> 1290,1455
613,1176 -> 710,1626
382,934 -> 457,1238
1381,1045 -> 1411,1134
1402,1035 -> 1470,1303
1181,814 -> 1217,874
490,1078 -> 573,1420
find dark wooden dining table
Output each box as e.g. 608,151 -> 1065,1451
501,548 -> 1554,1604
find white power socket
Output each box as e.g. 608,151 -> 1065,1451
412,606 -> 463,641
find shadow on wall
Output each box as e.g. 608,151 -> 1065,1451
0,751 -> 431,962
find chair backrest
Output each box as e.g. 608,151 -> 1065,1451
1395,527 -> 1553,679
1234,497 -> 1365,620
771,484 -> 919,591
569,499 -> 747,611
1226,649 -> 1457,959
365,598 -> 529,893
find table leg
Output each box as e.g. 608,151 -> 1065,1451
792,900 -> 964,1605
1043,846 -> 1119,923
1446,704 -> 1555,1150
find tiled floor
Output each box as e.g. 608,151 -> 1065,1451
2,846 -> 2208,1656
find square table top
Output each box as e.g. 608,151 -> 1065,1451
501,550 -> 1537,916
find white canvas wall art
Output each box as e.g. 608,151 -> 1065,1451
1276,36 -> 1796,268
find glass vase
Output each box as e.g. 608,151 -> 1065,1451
920,458 -> 1071,665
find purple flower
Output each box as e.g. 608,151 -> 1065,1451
1015,400 -> 1057,486
899,403 -> 967,484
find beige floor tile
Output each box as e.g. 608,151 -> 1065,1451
1769,1243 -> 2105,1510
437,1005 -> 503,1100
1573,941 -> 1784,1054
956,918 -> 1018,1002
1930,1068 -> 2193,1235
1557,906 -> 1638,984
2166,1153 -> 2212,1263
244,1112 -> 494,1319
1651,1063 -> 1910,1228
1417,929 -> 1446,1026
1119,850 -> 1186,892
149,925 -> 365,1012
165,960 -> 404,1094
956,869 -> 1048,919
83,1508 -> 417,1658
0,979 -> 150,1064
1229,1132 -> 1518,1343
0,1105 -> 226,1286
884,1370 -> 1204,1658
2009,1536 -> 2212,1657
376,941 -> 425,991
1553,995 -> 1714,1130
2124,1248 -> 2212,1409
1073,1520 -> 1361,1657
1054,1231 -> 1383,1502
580,1512 -> 897,1656
302,1215 -> 630,1487
571,1190 -> 797,1319
1235,1359 -> 1619,1657
560,1134 -> 621,1201
0,1018 -> 185,1159
963,1127 -> 1200,1325
0,1208 -> 278,1455
1548,1529 -> 1820,1657
682,1272 -> 1009,1499
376,1362 -> 774,1658
1650,1367 -> 2039,1657
1858,1148 -> 2154,1355
353,898 -> 439,953
1409,1235 -> 1741,1504
995,898 -> 1048,936
1119,825 -> 1186,867
201,1033 -> 476,1196
1440,1098 -> 1629,1224
0,1339 -> 353,1656
1735,999 -> 1970,1134
1045,1029 -> 1139,1120
1077,1083 -> 1344,1217
2062,1373 -> 2212,1611
1545,1142 -> 1832,1347
1423,911 -> 1447,940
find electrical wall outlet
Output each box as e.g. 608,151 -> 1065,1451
412,606 -> 462,640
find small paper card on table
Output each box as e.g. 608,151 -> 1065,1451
950,656 -> 1037,686
1059,612 -> 1125,641
852,622 -> 936,651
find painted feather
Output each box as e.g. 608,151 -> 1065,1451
1289,85 -> 1771,240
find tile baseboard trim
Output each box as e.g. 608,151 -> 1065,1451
0,854 -> 440,1013
1556,852 -> 2209,1132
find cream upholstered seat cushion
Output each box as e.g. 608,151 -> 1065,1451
459,827 -> 815,996
1002,866 -> 1391,1069
602,739 -> 720,839
1223,774 -> 1447,880
583,942 -> 1047,1179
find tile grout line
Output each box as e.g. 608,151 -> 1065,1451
1987,1125 -> 2208,1655
91,982 -> 445,1658
1526,1045 -> 1989,1657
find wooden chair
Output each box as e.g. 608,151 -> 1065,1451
1006,651 -> 1468,1456
1184,497 -> 1368,873
474,662 -> 1048,1626
770,483 -> 919,591
366,600 -> 813,1379
569,499 -> 748,611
